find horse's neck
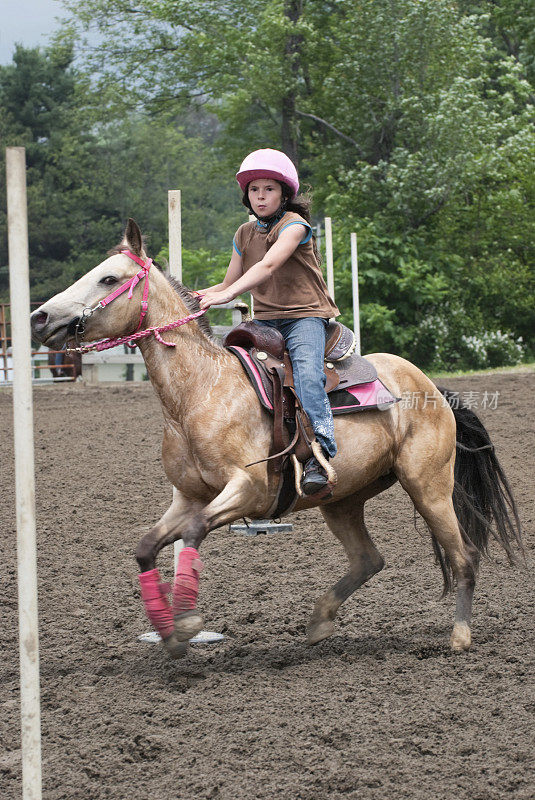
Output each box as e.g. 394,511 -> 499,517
137,274 -> 232,418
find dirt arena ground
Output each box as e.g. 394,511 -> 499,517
1,370 -> 533,800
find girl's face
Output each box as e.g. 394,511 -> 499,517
247,179 -> 283,218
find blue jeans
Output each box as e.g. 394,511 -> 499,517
253,317 -> 337,457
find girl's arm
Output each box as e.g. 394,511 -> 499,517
199,224 -> 305,309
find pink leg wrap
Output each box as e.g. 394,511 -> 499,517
173,547 -> 203,615
138,568 -> 175,639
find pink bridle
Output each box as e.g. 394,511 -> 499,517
99,249 -> 153,334
69,249 -> 207,354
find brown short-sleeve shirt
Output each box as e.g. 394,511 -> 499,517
233,211 -> 339,320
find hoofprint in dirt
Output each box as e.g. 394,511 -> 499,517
1,372 -> 533,800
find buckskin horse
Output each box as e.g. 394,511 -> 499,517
30,220 -> 523,659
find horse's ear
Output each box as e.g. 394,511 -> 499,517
123,218 -> 144,256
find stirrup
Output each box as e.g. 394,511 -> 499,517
297,442 -> 337,498
301,456 -> 329,496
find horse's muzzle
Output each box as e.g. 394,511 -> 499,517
30,308 -> 81,348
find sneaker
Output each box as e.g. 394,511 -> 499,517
301,456 -> 329,496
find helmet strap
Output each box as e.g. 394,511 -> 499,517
253,204 -> 287,232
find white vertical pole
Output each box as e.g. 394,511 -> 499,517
6,146 -> 42,800
168,190 -> 183,572
350,232 -> 361,355
168,190 -> 182,282
316,222 -> 322,256
324,216 -> 335,301
248,213 -> 255,316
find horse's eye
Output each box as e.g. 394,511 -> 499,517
100,276 -> 118,286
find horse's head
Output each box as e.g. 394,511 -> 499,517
31,219 -> 154,349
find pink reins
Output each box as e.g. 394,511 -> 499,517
68,250 -> 207,354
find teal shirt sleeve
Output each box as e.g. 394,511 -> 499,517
278,220 -> 312,244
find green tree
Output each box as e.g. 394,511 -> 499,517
0,44 -> 244,301
15,1 -> 535,367
315,2 -> 535,364
459,0 -> 535,92
0,43 -> 89,299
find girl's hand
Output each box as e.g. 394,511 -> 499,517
194,283 -> 221,295
199,289 -> 235,309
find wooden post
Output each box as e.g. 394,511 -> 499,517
168,190 -> 182,282
168,190 -> 183,571
351,232 -> 361,355
248,213 -> 256,316
6,146 -> 42,800
0,303 -> 10,381
82,360 -> 99,385
324,216 -> 335,301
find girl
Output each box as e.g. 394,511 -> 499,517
199,148 -> 339,494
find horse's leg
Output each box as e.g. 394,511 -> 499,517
172,471 -> 260,641
396,455 -> 477,652
135,492 -> 203,658
411,491 -> 476,651
308,492 -> 386,646
135,492 -> 203,572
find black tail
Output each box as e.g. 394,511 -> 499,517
433,388 -> 524,592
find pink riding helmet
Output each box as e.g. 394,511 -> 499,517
236,149 -> 299,198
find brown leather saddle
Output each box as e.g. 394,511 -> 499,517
224,321 -> 399,516
224,320 -> 390,420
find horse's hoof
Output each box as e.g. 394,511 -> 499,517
162,633 -> 189,659
450,621 -> 471,652
307,619 -> 335,646
174,610 -> 204,642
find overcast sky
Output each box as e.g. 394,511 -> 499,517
0,0 -> 67,65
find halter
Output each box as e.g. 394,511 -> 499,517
99,249 -> 152,332
68,250 -> 207,354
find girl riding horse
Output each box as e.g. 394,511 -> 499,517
200,150 -> 338,496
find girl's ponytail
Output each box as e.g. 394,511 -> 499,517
281,185 -> 322,264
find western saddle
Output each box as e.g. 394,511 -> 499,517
223,318 -> 376,510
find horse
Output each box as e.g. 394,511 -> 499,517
30,219 -> 523,659
47,348 -> 82,380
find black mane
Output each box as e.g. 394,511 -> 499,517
166,275 -> 221,344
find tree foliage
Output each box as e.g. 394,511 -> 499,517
2,0 -> 533,370
0,44 -> 243,301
